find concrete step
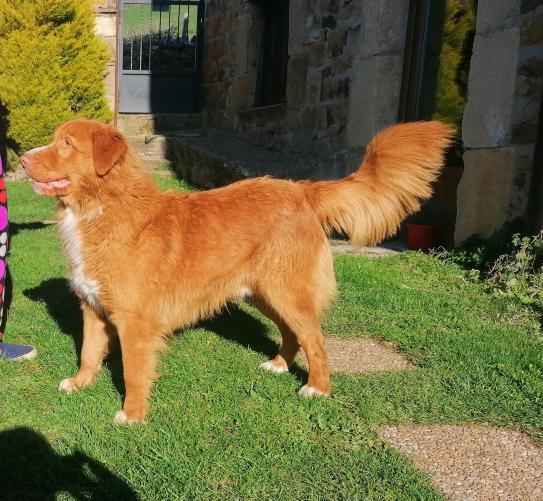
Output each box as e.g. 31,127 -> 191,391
162,129 -> 361,190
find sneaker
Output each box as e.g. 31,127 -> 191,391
0,343 -> 37,360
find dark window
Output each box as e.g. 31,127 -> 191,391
399,0 -> 477,166
254,0 -> 289,106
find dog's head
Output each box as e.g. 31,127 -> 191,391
20,120 -> 128,198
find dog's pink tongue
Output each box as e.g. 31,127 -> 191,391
48,179 -> 70,188
32,179 -> 70,195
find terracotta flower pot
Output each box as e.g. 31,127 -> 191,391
407,223 -> 436,250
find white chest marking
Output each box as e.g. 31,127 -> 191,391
59,208 -> 100,309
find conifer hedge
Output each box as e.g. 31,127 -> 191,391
0,0 -> 112,167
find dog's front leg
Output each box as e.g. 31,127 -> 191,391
112,314 -> 163,424
59,303 -> 112,393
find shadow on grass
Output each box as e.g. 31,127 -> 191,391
199,304 -> 308,384
10,221 -> 54,237
23,278 -> 126,398
24,278 -> 82,352
0,427 -> 137,500
24,279 -> 308,391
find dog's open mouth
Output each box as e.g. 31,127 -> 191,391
32,178 -> 71,195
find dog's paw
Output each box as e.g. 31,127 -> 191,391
58,378 -> 77,393
258,360 -> 289,373
114,410 -> 145,425
298,385 -> 330,398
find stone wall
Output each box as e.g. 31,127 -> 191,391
455,0 -> 543,242
202,0 -> 409,178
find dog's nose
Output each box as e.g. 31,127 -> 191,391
20,154 -> 30,170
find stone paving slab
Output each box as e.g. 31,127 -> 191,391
297,337 -> 416,373
378,425 -> 543,500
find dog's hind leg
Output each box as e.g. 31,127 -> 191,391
255,290 -> 331,397
251,296 -> 300,373
59,303 -> 112,393
255,240 -> 335,396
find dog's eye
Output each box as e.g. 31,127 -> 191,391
62,138 -> 72,147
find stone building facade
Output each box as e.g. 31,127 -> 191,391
203,0 -> 409,177
95,0 -> 543,244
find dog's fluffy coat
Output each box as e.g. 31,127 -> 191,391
22,120 -> 453,422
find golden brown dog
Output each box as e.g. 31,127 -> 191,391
21,119 -> 453,423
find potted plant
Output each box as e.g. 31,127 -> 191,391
406,213 -> 437,250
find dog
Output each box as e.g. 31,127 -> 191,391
21,119 -> 453,423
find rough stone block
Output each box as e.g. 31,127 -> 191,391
515,75 -> 543,97
327,27 -> 348,57
331,55 -> 352,75
339,1 -> 362,26
512,93 -> 542,132
94,13 -> 116,38
521,13 -> 543,45
287,53 -> 309,104
320,74 -> 350,101
356,0 -> 408,58
320,0 -> 339,14
232,76 -> 255,111
518,55 -> 543,78
512,121 -> 539,143
476,0 -> 520,35
454,147 -> 533,243
288,0 -> 306,54
301,106 -> 318,131
308,42 -> 327,67
462,28 -> 520,148
346,54 -> 403,147
521,0 -> 543,13
306,71 -> 322,104
321,14 -> 337,30
103,70 -> 116,111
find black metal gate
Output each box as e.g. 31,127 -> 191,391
118,0 -> 204,114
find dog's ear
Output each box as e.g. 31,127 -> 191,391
92,129 -> 128,176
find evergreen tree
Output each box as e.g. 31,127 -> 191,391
0,0 -> 111,167
433,0 -> 476,130
432,0 -> 477,166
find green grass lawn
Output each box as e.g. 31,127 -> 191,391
123,4 -> 198,39
2,176 -> 543,499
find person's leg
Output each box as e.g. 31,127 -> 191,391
0,153 -> 37,361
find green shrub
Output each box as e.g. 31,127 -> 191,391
435,220 -> 524,273
0,0 -> 111,168
434,222 -> 543,309
486,233 -> 543,307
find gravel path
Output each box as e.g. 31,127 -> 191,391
379,425 -> 543,500
298,337 -> 416,373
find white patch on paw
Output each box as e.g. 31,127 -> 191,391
114,410 -> 142,425
258,360 -> 288,373
298,385 -> 329,397
58,378 -> 76,393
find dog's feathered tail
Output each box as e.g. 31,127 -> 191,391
306,121 -> 455,246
